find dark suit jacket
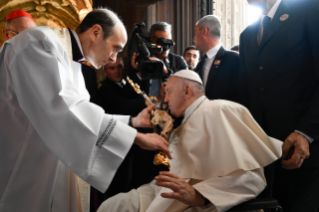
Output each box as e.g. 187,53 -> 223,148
239,0 -> 319,167
167,52 -> 188,74
196,46 -> 239,102
98,78 -> 146,116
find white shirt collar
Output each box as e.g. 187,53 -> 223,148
115,79 -> 126,88
206,43 -> 222,60
70,30 -> 86,62
262,0 -> 281,20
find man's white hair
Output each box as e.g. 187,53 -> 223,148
196,15 -> 221,39
5,17 -> 34,28
177,77 -> 205,96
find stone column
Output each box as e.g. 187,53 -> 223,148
212,0 -> 250,49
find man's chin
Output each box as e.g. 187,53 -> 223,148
86,59 -> 100,69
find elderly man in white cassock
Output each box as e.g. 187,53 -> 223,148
0,9 -> 171,212
98,70 -> 283,212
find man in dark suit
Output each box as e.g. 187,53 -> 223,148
194,15 -> 239,102
90,57 -> 158,211
239,0 -> 319,211
130,22 -> 187,96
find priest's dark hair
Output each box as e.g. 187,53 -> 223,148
76,8 -> 123,40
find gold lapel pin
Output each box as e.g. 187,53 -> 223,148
214,60 -> 221,65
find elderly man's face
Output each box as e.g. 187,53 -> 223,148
86,23 -> 127,69
3,17 -> 36,40
184,49 -> 200,70
150,30 -> 171,59
164,77 -> 186,117
104,57 -> 124,82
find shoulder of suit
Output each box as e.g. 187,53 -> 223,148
169,52 -> 184,60
240,22 -> 258,38
223,48 -> 239,56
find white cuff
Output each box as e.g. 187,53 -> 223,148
84,115 -> 136,192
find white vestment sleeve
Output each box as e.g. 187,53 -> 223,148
5,29 -> 136,192
112,115 -> 130,124
193,169 -> 266,212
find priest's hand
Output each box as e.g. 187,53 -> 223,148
134,133 -> 172,159
132,104 -> 156,128
281,132 -> 310,169
155,172 -> 206,207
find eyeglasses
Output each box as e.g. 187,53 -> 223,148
6,29 -> 19,35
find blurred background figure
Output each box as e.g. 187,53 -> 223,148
183,46 -> 200,70
230,45 -> 239,53
2,9 -> 37,40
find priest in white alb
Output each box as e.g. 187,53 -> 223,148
0,9 -> 171,212
98,70 -> 283,212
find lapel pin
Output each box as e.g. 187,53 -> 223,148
214,60 -> 221,65
280,14 -> 289,21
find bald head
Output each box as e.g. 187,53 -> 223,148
76,9 -> 125,40
76,9 -> 127,69
164,76 -> 204,117
3,17 -> 37,40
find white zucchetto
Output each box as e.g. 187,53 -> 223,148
173,70 -> 203,85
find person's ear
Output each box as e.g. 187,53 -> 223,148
90,24 -> 103,41
184,84 -> 193,99
3,29 -> 9,40
202,27 -> 209,36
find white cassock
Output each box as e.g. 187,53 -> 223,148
98,96 -> 282,212
0,26 -> 136,212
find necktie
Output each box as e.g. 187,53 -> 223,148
260,16 -> 271,44
202,54 -> 210,87
202,54 -> 207,61
199,54 -> 207,75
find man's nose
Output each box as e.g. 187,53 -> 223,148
109,53 -> 117,63
164,96 -> 168,103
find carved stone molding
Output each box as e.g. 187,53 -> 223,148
0,0 -> 93,45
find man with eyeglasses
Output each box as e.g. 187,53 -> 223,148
2,9 -> 37,40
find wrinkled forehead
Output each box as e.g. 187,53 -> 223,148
166,76 -> 179,90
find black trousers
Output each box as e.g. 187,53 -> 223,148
259,112 -> 319,212
273,161 -> 319,212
